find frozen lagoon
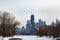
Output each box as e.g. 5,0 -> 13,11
0,35 -> 56,40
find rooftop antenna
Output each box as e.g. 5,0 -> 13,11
31,9 -> 34,15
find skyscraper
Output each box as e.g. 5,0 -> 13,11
39,19 -> 44,27
31,15 -> 34,23
52,22 -> 54,26
55,19 -> 60,26
43,21 -> 46,26
30,15 -> 35,35
26,20 -> 31,34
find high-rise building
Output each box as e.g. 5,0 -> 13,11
20,26 -> 26,35
56,19 -> 60,25
35,23 -> 39,30
52,22 -> 54,26
16,28 -> 20,35
26,20 -> 31,34
31,15 -> 34,23
43,21 -> 46,26
35,23 -> 39,28
38,19 -> 44,27
30,15 -> 35,35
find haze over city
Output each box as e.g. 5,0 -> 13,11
0,0 -> 60,27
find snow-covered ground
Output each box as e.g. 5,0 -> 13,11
0,36 -> 3,40
0,35 -> 56,40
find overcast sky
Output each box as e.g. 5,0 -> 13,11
0,0 -> 60,27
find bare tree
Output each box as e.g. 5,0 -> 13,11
0,11 -> 20,37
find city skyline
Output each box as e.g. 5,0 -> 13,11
17,14 -> 60,35
0,0 -> 60,27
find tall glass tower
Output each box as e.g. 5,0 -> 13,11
31,15 -> 34,23
30,15 -> 35,35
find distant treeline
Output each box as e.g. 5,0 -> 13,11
36,24 -> 60,38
